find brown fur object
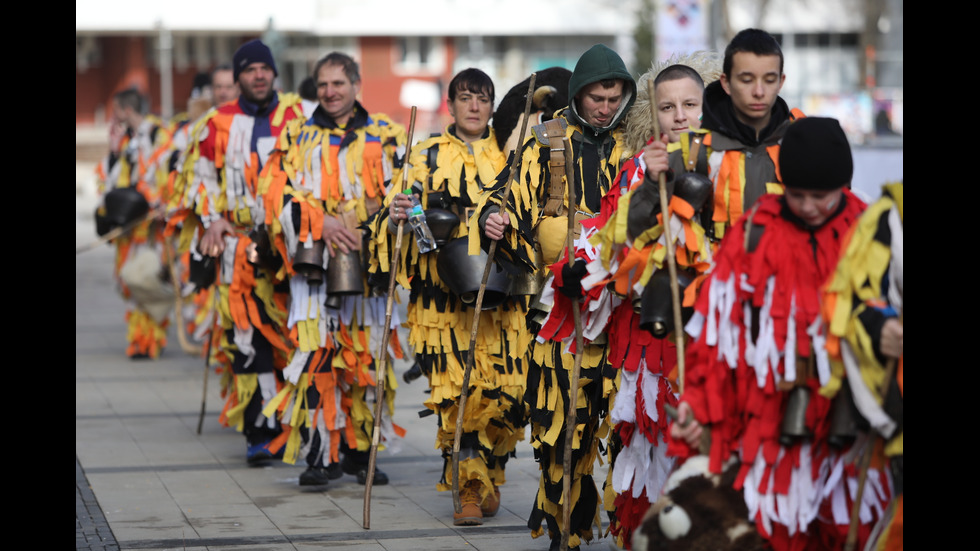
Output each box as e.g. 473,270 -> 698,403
631,456 -> 766,551
623,51 -> 722,154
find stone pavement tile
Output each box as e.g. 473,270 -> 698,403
157,469 -> 259,506
182,502 -> 281,538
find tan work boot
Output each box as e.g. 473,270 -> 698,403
481,485 -> 500,517
453,480 -> 484,526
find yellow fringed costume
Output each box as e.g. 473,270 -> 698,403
369,125 -> 531,505
823,182 -> 903,551
257,102 -> 407,472
472,98 -> 635,545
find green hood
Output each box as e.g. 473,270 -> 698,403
567,43 -> 636,135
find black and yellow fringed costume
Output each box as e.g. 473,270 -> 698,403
470,107 -> 633,548
370,126 -> 531,504
256,104 -> 408,467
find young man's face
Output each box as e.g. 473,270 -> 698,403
720,52 -> 785,133
784,187 -> 843,227
447,87 -> 492,143
655,77 -> 704,143
212,69 -> 238,105
316,63 -> 360,126
575,80 -> 624,129
238,62 -> 275,105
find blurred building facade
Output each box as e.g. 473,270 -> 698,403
76,0 -> 902,147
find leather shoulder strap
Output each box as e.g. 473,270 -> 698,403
542,118 -> 568,217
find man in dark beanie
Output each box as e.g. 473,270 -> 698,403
666,117 -> 890,551
168,38 -> 305,466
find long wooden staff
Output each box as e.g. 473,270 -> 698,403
844,314 -> 903,551
559,137 -> 585,551
196,287 -> 218,434
647,79 -> 686,394
363,106 -> 417,529
452,74 -> 537,513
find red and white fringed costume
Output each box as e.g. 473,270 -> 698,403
96,116 -> 175,358
668,190 -> 893,551
540,148 -> 714,548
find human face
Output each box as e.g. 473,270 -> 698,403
316,63 -> 360,126
575,80 -> 624,129
784,187 -> 843,227
212,69 -> 238,105
720,53 -> 785,135
448,87 -> 492,143
655,77 -> 704,143
237,62 -> 275,105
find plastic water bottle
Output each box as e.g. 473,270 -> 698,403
405,189 -> 436,253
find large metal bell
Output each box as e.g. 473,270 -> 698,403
637,268 -> 695,338
325,248 -> 364,302
424,208 -> 460,247
437,238 -> 512,310
779,386 -> 812,446
103,186 -> 150,228
294,240 -> 326,285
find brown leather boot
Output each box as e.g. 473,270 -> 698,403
481,485 -> 500,517
452,480 -> 484,526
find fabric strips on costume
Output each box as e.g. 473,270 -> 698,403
369,126 -> 530,504
671,191 -> 892,550
256,109 -> 407,465
168,92 -> 305,445
96,115 -> 175,358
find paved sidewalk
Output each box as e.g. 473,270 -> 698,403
75,207 -> 617,551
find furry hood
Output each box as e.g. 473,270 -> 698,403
623,50 -> 722,153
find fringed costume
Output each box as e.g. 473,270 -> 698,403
370,126 -> 530,508
823,182 -> 903,551
168,92 -> 305,456
551,147 -> 713,548
472,44 -> 637,548
258,102 -> 407,473
96,116 -> 175,359
667,189 -> 894,550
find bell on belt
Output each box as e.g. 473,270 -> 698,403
638,268 -> 695,338
779,386 -> 811,446
437,237 -> 512,310
324,248 -> 364,308
424,208 -> 460,248
827,378 -> 869,449
294,240 -> 326,285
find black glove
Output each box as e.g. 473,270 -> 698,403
558,259 -> 588,299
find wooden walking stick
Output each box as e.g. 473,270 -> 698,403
844,314 -> 903,551
647,79 -> 687,395
559,137 -> 585,551
363,106 -> 417,530
451,73 -> 537,513
196,287 -> 218,434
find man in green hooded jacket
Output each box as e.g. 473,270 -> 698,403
478,43 -> 636,551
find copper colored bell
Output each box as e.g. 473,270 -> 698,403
294,240 -> 326,285
828,379 -> 860,449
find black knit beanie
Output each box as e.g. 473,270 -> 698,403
233,39 -> 278,82
780,117 -> 853,190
